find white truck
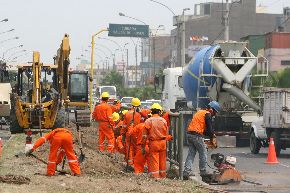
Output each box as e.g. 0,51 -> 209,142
161,67 -> 186,112
96,86 -> 117,102
250,88 -> 290,156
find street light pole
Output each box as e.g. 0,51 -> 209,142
181,8 -> 190,67
2,44 -> 23,60
0,36 -> 19,44
0,29 -> 14,35
224,0 -> 230,41
90,29 -> 108,113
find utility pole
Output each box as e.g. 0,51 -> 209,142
126,48 -> 129,88
153,37 -> 156,79
135,45 -> 138,87
181,8 -> 190,67
224,0 -> 230,41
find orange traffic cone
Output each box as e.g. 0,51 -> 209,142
265,138 -> 279,164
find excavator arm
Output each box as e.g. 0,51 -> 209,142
55,34 -> 70,101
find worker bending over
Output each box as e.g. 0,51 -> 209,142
93,92 -> 115,153
26,128 -> 81,176
143,103 -> 172,178
183,101 -> 220,180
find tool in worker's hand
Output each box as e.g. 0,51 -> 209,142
75,110 -> 85,163
29,153 -> 69,175
205,135 -> 218,149
126,107 -> 135,172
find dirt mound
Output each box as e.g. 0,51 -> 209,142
0,125 -> 211,193
0,175 -> 30,184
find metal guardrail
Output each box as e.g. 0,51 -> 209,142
167,111 -> 193,180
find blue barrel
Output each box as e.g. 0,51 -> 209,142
183,45 -> 219,109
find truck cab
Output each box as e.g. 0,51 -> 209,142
161,67 -> 186,112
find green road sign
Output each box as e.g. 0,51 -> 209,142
108,24 -> 149,38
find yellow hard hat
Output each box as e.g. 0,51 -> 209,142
131,98 -> 141,107
101,92 -> 110,98
112,112 -> 120,122
122,110 -> 128,115
151,103 -> 162,111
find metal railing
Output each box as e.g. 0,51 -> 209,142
167,111 -> 193,180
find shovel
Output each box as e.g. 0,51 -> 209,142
75,110 -> 85,163
29,153 -> 69,175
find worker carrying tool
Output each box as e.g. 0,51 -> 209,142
183,101 -> 220,180
25,128 -> 81,176
92,92 -> 115,153
143,103 -> 172,178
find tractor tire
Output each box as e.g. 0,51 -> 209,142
52,107 -> 65,129
271,129 -> 282,157
10,109 -> 23,134
250,131 -> 261,154
10,95 -> 24,134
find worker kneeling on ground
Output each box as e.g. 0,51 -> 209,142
93,92 -> 115,153
25,128 -> 81,176
183,101 -> 220,180
143,103 -> 172,178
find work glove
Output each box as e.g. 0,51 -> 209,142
141,147 -> 146,155
166,135 -> 173,141
25,148 -> 33,156
210,134 -> 217,149
25,143 -> 34,156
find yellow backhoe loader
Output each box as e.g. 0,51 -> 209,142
10,34 -> 90,134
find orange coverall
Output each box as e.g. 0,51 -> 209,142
93,101 -> 115,153
123,109 -> 141,165
111,101 -> 121,113
144,114 -> 169,178
161,111 -> 171,127
128,123 -> 149,174
32,128 -> 81,176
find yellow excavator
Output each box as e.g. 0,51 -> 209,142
10,34 -> 90,134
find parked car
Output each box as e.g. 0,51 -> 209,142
141,101 -> 151,109
146,99 -> 161,105
121,97 -> 133,109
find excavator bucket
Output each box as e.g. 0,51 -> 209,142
75,110 -> 91,127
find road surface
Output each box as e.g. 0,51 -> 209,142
184,146 -> 290,193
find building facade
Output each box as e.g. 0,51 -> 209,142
171,0 -> 289,67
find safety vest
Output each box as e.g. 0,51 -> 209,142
187,110 -> 209,135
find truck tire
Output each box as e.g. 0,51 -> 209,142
52,108 -> 65,129
271,129 -> 281,157
10,112 -> 23,134
250,131 -> 260,154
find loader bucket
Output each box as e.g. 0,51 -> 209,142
75,110 -> 91,127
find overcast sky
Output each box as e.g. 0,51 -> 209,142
0,0 -> 288,68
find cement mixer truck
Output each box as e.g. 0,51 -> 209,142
160,41 -> 267,146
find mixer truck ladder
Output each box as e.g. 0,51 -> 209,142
196,51 -> 217,108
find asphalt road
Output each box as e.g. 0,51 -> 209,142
184,146 -> 290,193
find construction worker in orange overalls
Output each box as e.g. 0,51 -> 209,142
127,113 -> 152,174
111,99 -> 121,113
123,98 -> 142,167
115,110 -> 128,154
140,108 -> 151,123
25,128 -> 81,176
161,110 -> 171,127
92,92 -> 115,153
143,103 -> 172,178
